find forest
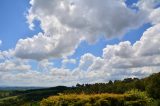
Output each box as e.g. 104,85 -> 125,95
0,72 -> 160,106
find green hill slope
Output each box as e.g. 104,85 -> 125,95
0,72 -> 160,106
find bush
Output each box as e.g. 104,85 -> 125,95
40,91 -> 153,106
125,89 -> 153,106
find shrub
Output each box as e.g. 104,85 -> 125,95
40,91 -> 153,106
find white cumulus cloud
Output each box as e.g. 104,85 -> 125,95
14,0 -> 148,60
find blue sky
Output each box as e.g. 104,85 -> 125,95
0,0 -> 41,50
0,0 -> 160,86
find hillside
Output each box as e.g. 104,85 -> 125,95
0,72 -> 160,106
0,86 -> 70,106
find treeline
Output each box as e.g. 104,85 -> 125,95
66,78 -> 143,94
65,72 -> 160,100
41,72 -> 160,106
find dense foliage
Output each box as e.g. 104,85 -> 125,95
65,72 -> 160,100
41,90 -> 153,106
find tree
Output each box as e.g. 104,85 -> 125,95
146,73 -> 160,99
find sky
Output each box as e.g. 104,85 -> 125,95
0,0 -> 160,87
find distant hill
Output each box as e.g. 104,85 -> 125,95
0,86 -> 45,91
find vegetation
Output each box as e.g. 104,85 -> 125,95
0,86 -> 69,106
64,72 -> 160,100
0,90 -> 14,99
65,78 -> 144,94
41,90 -> 153,106
0,72 -> 160,106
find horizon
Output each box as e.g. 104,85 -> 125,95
0,0 -> 160,87
0,73 -> 151,87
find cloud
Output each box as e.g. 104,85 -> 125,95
69,22 -> 160,82
134,23 -> 160,56
103,41 -> 133,59
103,23 -> 160,68
14,32 -> 81,60
0,50 -> 31,72
136,0 -> 160,25
136,0 -> 160,11
12,24 -> 160,85
149,7 -> 160,25
28,0 -> 146,39
0,59 -> 31,72
1,22 -> 160,86
0,49 -> 14,60
10,22 -> 160,85
14,0 -> 148,60
0,71 -> 44,86
78,53 -> 96,70
62,58 -> 76,68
